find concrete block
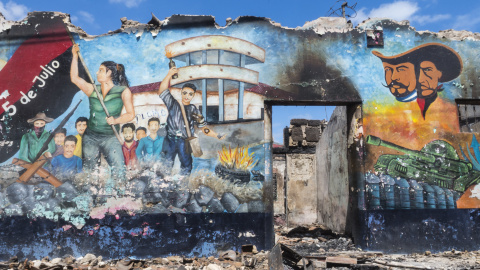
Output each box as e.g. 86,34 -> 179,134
126,179 -> 146,197
195,185 -> 215,206
186,197 -> 203,213
290,119 -> 308,126
143,189 -> 167,205
174,191 -> 191,208
221,192 -> 240,213
305,126 -> 320,142
283,127 -> 290,147
55,182 -> 78,202
306,142 -> 317,147
34,183 -> 54,201
236,203 -> 248,213
4,204 -> 23,215
144,203 -> 169,214
41,198 -> 60,212
6,182 -> 28,204
247,200 -> 265,212
307,120 -> 321,126
206,198 -> 225,213
21,196 -> 38,213
291,127 -> 304,142
289,136 -> 298,147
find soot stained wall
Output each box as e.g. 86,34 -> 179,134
1,11 -> 480,256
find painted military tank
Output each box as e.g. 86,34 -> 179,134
366,135 -> 480,192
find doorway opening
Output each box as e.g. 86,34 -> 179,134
271,105 -> 336,227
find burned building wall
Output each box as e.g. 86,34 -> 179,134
286,153 -> 317,225
272,155 -> 286,215
316,106 -> 349,234
272,118 -> 327,225
1,11 -> 480,257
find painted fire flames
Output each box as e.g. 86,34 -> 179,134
218,145 -> 258,172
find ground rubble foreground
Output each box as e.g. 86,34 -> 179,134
1,223 -> 480,269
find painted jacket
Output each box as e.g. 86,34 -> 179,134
122,140 -> 139,168
88,85 -> 126,135
18,130 -> 56,163
160,89 -> 205,138
135,135 -> 163,161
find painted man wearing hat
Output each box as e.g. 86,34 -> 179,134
373,43 -> 462,118
18,112 -> 56,163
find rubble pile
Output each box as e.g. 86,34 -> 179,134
2,224 -> 480,269
275,225 -> 480,269
1,249 -> 269,270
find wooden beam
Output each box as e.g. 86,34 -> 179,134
12,158 -> 63,187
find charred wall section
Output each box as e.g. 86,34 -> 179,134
316,107 -> 349,233
3,10 -> 480,257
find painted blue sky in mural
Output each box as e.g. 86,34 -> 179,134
2,0 -> 478,144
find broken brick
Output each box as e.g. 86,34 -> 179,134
291,127 -> 304,142
290,119 -> 308,126
305,127 -> 320,142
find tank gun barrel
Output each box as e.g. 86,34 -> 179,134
366,135 -> 435,163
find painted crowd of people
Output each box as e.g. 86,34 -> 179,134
18,44 -> 224,181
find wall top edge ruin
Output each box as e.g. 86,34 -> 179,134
0,11 -> 478,41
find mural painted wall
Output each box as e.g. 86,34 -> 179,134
2,12 -> 480,257
363,39 -> 480,210
0,14 -> 278,258
1,20 -> 269,217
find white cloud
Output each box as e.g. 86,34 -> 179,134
78,11 -> 94,23
453,7 -> 480,32
70,15 -> 78,23
71,11 -> 95,25
109,0 -> 145,8
0,1 -> 28,21
352,1 -> 449,27
353,8 -> 369,25
412,14 -> 451,25
352,1 -> 419,25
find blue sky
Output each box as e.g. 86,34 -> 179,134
1,0 -> 478,144
2,0 -> 478,35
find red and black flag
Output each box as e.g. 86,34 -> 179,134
0,13 -> 88,163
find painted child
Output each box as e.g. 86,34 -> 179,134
52,128 -> 67,157
51,135 -> 83,176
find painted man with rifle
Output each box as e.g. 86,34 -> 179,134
18,112 -> 56,163
70,44 -> 135,178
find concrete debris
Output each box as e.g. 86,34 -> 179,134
418,29 -> 480,41
298,17 -> 353,35
220,192 -> 240,213
1,224 -> 480,269
195,185 -> 215,206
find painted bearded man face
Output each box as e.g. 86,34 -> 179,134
418,61 -> 443,98
372,43 -> 463,118
122,127 -> 134,143
382,62 -> 417,98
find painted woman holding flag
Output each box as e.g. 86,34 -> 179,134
70,44 -> 135,179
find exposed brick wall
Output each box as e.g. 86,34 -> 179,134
285,119 -> 328,148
